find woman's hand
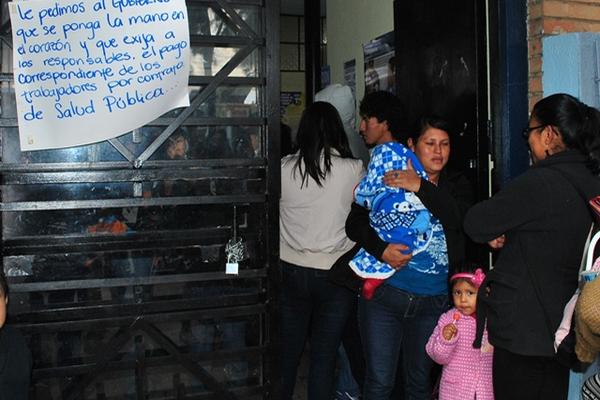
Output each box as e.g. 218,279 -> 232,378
442,323 -> 458,341
488,234 -> 506,249
383,159 -> 422,192
382,243 -> 412,270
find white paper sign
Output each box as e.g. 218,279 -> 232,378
9,0 -> 191,151
225,262 -> 239,275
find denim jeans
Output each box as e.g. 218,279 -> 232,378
280,261 -> 356,400
336,344 -> 361,398
358,284 -> 447,400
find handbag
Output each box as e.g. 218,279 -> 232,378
575,275 -> 600,363
552,192 -> 600,371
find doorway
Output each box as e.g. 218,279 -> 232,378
394,0 -> 492,264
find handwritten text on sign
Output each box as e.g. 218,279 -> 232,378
10,0 -> 191,151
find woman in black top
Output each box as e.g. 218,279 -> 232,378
464,93 -> 600,400
0,270 -> 32,400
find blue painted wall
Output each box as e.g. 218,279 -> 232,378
543,33 -> 600,108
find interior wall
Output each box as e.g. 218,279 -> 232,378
326,0 -> 394,105
281,71 -> 305,137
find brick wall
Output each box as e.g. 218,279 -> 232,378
527,0 -> 600,109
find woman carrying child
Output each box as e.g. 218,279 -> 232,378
426,266 -> 493,400
344,99 -> 473,399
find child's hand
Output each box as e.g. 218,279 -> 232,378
488,234 -> 506,249
442,323 -> 458,341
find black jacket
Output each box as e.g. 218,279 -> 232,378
329,170 -> 472,291
464,150 -> 600,356
0,325 -> 32,400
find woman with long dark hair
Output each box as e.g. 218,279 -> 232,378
464,93 -> 600,400
280,101 -> 365,400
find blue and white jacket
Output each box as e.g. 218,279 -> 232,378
350,142 -> 433,279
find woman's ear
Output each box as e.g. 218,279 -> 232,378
544,126 -> 565,150
542,127 -> 554,145
549,125 -> 563,139
407,137 -> 415,151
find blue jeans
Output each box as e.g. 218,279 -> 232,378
358,285 -> 447,400
280,261 -> 356,400
336,344 -> 361,398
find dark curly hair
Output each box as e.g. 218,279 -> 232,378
359,91 -> 408,142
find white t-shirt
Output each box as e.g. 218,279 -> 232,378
280,151 -> 365,270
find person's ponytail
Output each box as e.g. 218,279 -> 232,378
532,94 -> 600,175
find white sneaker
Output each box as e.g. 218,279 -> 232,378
334,391 -> 360,400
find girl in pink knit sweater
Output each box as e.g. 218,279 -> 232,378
426,267 -> 494,400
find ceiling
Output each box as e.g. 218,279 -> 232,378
280,0 -> 326,16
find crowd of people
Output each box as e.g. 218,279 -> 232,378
3,89 -> 600,400
280,89 -> 600,400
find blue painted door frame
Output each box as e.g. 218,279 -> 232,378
491,0 -> 530,185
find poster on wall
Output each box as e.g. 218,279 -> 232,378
363,31 -> 395,94
343,59 -> 356,100
9,0 -> 191,151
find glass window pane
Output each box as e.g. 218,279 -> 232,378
280,16 -> 299,42
187,5 -> 260,36
182,86 -> 260,118
0,82 -> 17,118
299,46 -> 305,71
190,47 -> 259,77
3,200 -> 264,238
281,44 -> 299,71
183,125 -> 263,160
0,2 -> 270,397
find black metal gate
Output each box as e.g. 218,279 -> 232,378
0,0 -> 280,398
